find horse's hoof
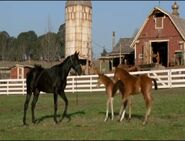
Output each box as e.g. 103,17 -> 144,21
23,123 -> 29,126
117,119 -> 122,122
32,120 -> 36,124
67,116 -> 71,122
54,121 -> 58,125
54,119 -> 58,124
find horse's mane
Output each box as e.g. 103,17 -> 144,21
56,55 -> 71,68
34,64 -> 44,70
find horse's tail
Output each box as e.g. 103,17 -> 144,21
152,78 -> 158,90
26,64 -> 43,94
112,80 -> 124,97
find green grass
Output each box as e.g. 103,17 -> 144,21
0,88 -> 185,140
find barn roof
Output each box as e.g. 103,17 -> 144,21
112,38 -> 134,54
131,6 -> 185,48
99,38 -> 134,60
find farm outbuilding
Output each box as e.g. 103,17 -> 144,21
99,38 -> 134,73
10,64 -> 32,79
131,2 -> 185,67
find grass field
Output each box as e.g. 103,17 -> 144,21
0,88 -> 185,140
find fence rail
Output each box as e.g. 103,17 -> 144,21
0,68 -> 185,95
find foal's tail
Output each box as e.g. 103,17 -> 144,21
112,80 -> 124,97
152,78 -> 158,90
26,64 -> 44,94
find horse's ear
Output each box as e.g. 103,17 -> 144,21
74,51 -> 79,56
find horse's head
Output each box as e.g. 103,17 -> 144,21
70,52 -> 82,75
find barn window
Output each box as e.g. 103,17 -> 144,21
179,41 -> 184,50
154,12 -> 164,29
138,54 -> 143,59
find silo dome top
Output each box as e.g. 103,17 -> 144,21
65,0 -> 92,8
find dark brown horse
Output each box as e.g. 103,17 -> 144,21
23,52 -> 82,125
113,67 -> 157,125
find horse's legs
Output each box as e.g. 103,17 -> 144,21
143,93 -> 152,125
53,93 -> 58,124
104,98 -> 110,122
128,96 -> 133,121
118,99 -> 128,119
104,97 -> 114,122
119,98 -> 128,122
23,92 -> 32,125
31,89 -> 40,124
110,97 -> 114,121
59,91 -> 69,121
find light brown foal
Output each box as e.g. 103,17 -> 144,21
97,73 -> 115,121
91,65 -> 123,122
113,67 -> 158,125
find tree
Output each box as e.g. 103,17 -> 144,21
0,31 -> 10,60
6,37 -> 17,61
57,23 -> 65,58
16,31 -> 37,61
101,48 -> 107,56
38,32 -> 61,61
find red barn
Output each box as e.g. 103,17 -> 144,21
131,2 -> 185,67
10,64 -> 32,79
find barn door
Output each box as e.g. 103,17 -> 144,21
143,42 -> 152,64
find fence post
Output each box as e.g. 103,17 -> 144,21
23,79 -> 25,95
72,77 -> 75,93
7,80 -> 9,95
90,76 -> 92,92
168,69 -> 172,88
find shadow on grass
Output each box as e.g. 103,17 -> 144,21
35,111 -> 85,124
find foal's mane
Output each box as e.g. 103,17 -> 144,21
116,67 -> 130,75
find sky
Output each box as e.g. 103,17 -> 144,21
0,1 -> 185,59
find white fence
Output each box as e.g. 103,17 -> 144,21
0,68 -> 185,95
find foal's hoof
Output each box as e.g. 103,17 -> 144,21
142,121 -> 147,125
54,119 -> 58,124
128,118 -> 131,122
104,119 -> 108,122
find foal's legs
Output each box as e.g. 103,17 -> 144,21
110,97 -> 114,121
104,97 -> 114,122
31,89 -> 40,124
128,96 -> 133,121
104,98 -> 110,122
143,92 -> 152,125
23,92 -> 32,125
119,96 -> 129,122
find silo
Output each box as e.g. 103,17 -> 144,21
65,0 -> 92,62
